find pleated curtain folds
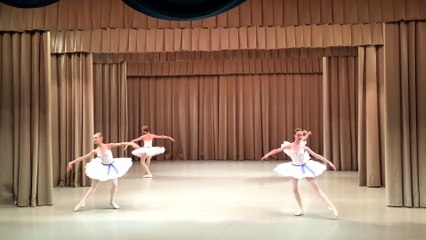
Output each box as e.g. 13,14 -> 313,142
384,21 -> 426,207
127,73 -> 323,160
322,47 -> 386,187
1,0 -> 425,31
93,62 -> 128,157
51,53 -> 94,187
0,31 -> 53,206
48,24 -> 383,53
357,46 -> 385,187
322,56 -> 358,171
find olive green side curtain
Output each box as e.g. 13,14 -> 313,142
0,31 -> 53,206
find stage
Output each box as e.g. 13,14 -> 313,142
1,160 -> 425,240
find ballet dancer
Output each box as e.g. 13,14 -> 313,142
67,132 -> 139,211
261,128 -> 338,217
127,125 -> 175,178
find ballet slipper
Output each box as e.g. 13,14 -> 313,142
143,174 -> 152,178
328,205 -> 338,217
294,210 -> 304,216
73,202 -> 85,211
110,202 -> 120,209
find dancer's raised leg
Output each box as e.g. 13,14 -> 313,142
74,180 -> 100,211
306,177 -> 338,216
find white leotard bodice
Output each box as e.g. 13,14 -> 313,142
143,140 -> 153,147
283,147 -> 310,165
97,149 -> 114,164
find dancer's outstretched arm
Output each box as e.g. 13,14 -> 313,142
152,134 -> 175,142
261,145 -> 289,160
129,135 -> 144,143
106,142 -> 140,149
304,147 -> 336,170
67,149 -> 97,172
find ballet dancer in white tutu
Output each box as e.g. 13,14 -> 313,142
261,128 -> 338,217
127,125 -> 175,178
67,132 -> 139,211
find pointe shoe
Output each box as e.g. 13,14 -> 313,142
110,202 -> 120,209
73,202 -> 85,211
143,174 -> 152,178
328,205 -> 338,217
294,210 -> 304,216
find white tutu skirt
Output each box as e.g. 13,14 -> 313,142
273,160 -> 327,179
131,146 -> 165,157
85,157 -> 133,181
